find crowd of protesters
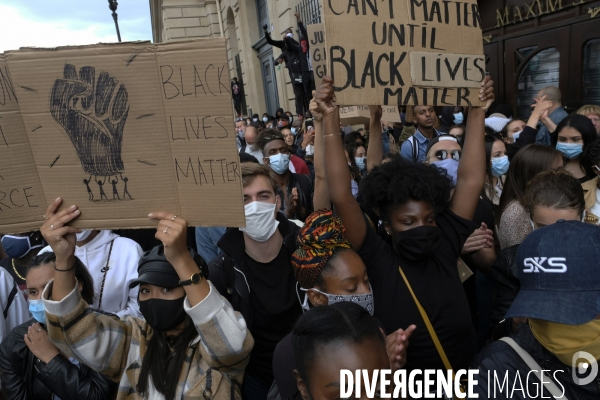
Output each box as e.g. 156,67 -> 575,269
1,72 -> 600,400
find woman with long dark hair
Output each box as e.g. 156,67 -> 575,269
482,131 -> 509,209
0,252 -> 117,399
38,198 -> 253,399
497,144 -> 564,250
551,114 -> 597,183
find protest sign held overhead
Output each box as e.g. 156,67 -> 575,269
339,105 -> 401,125
323,0 -> 486,106
308,23 -> 327,79
0,39 -> 244,234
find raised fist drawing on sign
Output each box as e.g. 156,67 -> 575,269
50,64 -> 132,202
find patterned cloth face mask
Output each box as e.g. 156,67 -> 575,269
301,283 -> 374,315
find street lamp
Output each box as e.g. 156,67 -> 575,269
108,0 -> 122,42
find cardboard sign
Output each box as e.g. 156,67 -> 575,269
339,105 -> 401,125
307,23 -> 327,80
323,0 -> 486,106
0,39 -> 244,234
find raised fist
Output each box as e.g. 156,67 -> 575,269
50,64 -> 129,176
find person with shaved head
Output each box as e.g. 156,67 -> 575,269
533,86 -> 569,146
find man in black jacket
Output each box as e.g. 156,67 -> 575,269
265,21 -> 311,117
208,163 -> 303,400
471,221 -> 600,399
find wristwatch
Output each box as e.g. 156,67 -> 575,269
179,272 -> 202,286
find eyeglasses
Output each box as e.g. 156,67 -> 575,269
432,149 -> 461,161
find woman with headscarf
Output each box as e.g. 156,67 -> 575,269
271,210 -> 414,400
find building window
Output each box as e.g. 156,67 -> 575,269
257,0 -> 269,32
516,47 -> 560,120
295,0 -> 322,25
583,39 -> 600,105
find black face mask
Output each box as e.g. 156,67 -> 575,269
139,296 -> 186,332
393,225 -> 441,262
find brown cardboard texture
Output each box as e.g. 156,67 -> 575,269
307,23 -> 327,80
323,0 -> 486,106
0,39 -> 244,234
339,105 -> 401,125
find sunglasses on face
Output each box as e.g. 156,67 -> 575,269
433,149 -> 461,161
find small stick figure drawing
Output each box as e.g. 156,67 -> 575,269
83,178 -> 94,201
122,176 -> 132,200
111,178 -> 120,200
97,179 -> 108,201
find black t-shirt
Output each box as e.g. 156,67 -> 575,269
241,247 -> 303,385
358,208 -> 477,371
462,199 -> 496,330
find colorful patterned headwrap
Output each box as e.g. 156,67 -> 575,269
292,209 -> 352,289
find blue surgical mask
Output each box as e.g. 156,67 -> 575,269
433,158 -> 459,186
453,112 -> 464,125
291,127 -> 298,135
268,153 -> 290,175
29,299 -> 46,324
556,142 -> 583,160
511,130 -> 522,141
262,117 -> 268,123
355,156 -> 366,171
491,155 -> 510,177
1,235 -> 42,259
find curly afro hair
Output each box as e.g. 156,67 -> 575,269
359,156 -> 453,221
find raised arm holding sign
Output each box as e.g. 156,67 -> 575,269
323,0 -> 486,106
0,40 -> 244,234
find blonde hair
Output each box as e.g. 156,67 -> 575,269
577,104 -> 600,118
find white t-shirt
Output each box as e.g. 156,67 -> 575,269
40,230 -> 142,318
0,268 -> 29,343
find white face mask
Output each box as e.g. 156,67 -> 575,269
240,201 -> 279,242
305,144 -> 315,156
76,229 -> 93,242
286,33 -> 293,38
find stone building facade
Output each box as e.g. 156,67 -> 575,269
149,0 -> 320,117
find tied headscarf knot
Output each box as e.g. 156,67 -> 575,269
292,210 -> 352,288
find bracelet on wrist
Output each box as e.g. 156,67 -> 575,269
54,261 -> 76,272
